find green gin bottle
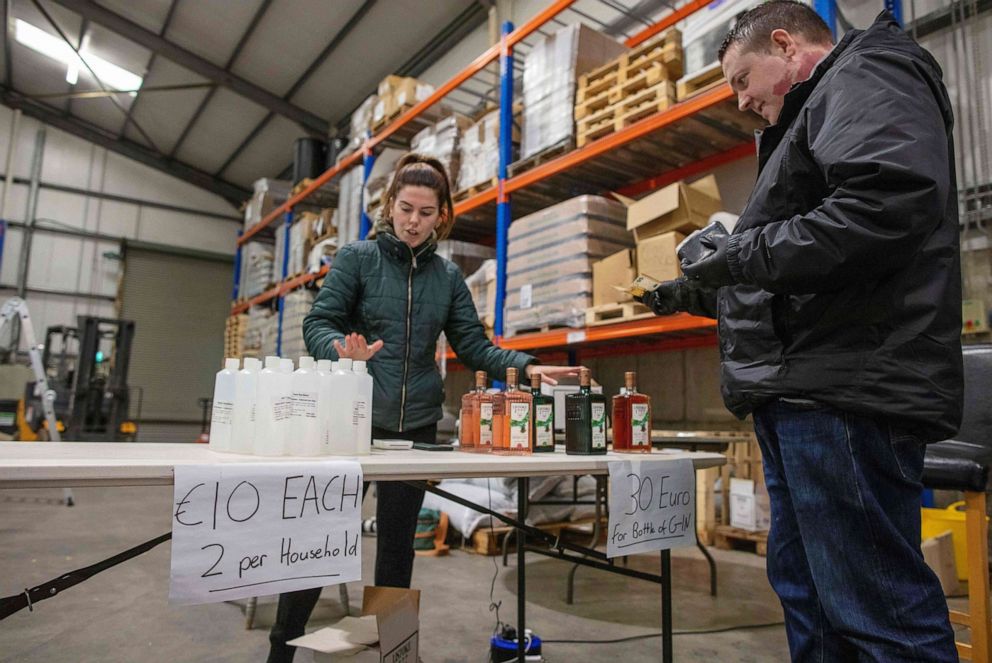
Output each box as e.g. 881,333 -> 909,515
565,368 -> 607,455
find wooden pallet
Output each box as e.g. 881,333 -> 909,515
506,322 -> 573,337
610,63 -> 668,103
576,60 -> 623,103
714,525 -> 768,556
576,105 -> 619,147
585,301 -> 652,326
677,61 -> 726,101
574,87 -> 613,121
453,177 -> 497,202
467,516 -> 607,556
508,138 -> 573,177
616,80 -> 677,129
625,32 -> 683,81
291,178 -> 314,196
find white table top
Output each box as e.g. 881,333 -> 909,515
0,442 -> 725,488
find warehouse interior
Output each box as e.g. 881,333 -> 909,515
1,0 -> 991,661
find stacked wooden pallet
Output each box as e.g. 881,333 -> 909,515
574,29 -> 683,148
224,313 -> 248,359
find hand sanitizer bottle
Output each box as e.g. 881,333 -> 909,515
230,357 -> 261,454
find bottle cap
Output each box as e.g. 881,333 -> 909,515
338,358 -> 354,370
624,371 -> 636,390
298,356 -> 315,370
530,372 -> 541,390
316,359 -> 331,372
353,360 -> 367,373
280,358 -> 293,373
579,367 -> 591,387
244,358 -> 261,370
264,356 -> 280,370
475,371 -> 487,388
225,358 -> 240,371
506,367 -> 518,387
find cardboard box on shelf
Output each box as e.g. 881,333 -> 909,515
621,175 -> 722,242
729,477 -> 770,532
288,586 -> 420,662
593,249 -> 637,306
637,231 -> 685,283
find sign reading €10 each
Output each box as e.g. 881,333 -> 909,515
169,461 -> 363,605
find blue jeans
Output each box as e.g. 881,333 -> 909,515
753,400 -> 956,662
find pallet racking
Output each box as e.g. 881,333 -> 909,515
227,0 -> 846,361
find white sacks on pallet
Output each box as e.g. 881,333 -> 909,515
521,24 -> 626,160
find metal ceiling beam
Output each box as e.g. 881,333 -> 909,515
48,0 -> 328,135
65,18 -> 87,116
168,0 -> 275,159
215,0 -> 378,178
0,84 -> 248,204
3,0 -> 13,87
118,0 -> 180,140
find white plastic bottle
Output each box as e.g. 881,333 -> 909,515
255,356 -> 292,456
352,360 -> 373,456
209,358 -> 239,452
230,357 -> 261,453
290,356 -> 321,456
326,358 -> 358,455
316,359 -> 333,455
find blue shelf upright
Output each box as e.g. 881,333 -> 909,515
359,130 -> 376,240
494,20 -> 514,342
276,210 -> 292,356
231,229 -> 243,302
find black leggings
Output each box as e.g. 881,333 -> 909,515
266,424 -> 437,663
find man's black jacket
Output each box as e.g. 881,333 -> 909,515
709,12 -> 962,441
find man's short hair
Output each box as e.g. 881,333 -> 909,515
719,1 -> 833,62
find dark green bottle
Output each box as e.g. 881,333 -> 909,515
530,373 -> 556,452
565,368 -> 607,455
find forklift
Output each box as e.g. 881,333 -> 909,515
19,315 -> 139,442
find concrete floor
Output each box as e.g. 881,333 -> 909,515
1,485 -> 792,662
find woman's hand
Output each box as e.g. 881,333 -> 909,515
525,364 -> 583,386
333,333 -> 384,361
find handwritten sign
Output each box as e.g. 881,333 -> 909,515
607,458 -> 695,558
169,461 -> 363,605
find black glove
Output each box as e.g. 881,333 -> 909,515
679,221 -> 735,288
636,278 -> 686,316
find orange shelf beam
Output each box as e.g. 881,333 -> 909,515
616,141 -> 754,198
626,0 -> 714,47
231,265 -> 330,315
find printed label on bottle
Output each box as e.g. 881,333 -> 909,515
291,391 -> 318,419
535,404 -> 553,448
211,400 -> 234,425
631,403 -> 649,446
249,403 -> 255,423
509,402 -> 531,449
479,402 -> 494,445
591,402 -> 606,449
272,396 -> 293,422
352,400 -> 368,427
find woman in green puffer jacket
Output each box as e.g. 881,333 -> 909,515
267,153 -> 578,662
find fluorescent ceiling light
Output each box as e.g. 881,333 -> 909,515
14,18 -> 142,93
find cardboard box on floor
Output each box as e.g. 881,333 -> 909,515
618,175 -> 723,243
593,249 -> 636,306
288,586 -> 420,662
921,531 -> 964,596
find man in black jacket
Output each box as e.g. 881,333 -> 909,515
641,2 -> 961,660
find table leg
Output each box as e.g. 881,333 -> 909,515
518,476 -> 528,662
662,549 -> 672,663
